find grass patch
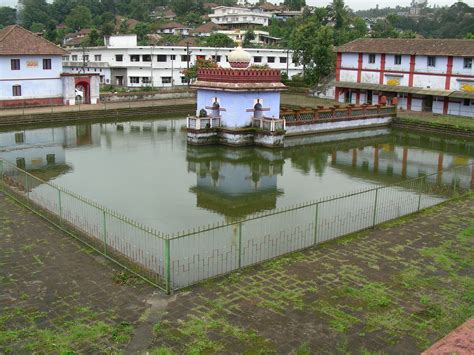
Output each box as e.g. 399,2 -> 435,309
312,300 -> 359,333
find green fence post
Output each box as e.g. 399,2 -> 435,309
238,222 -> 243,269
313,202 -> 319,245
372,188 -> 379,229
58,189 -> 63,225
102,209 -> 107,255
164,238 -> 171,294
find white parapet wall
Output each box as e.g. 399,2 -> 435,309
285,117 -> 393,136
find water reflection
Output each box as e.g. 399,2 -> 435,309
0,119 -> 473,232
187,146 -> 284,220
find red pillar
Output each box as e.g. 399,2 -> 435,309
374,145 -> 379,173
443,97 -> 449,115
379,54 -> 386,85
445,56 -> 453,90
408,55 -> 416,87
437,152 -> 444,184
407,93 -> 412,111
402,147 -> 408,179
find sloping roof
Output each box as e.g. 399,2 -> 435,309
336,38 -> 474,57
178,37 -> 197,46
0,25 -> 66,56
159,22 -> 187,29
191,22 -> 222,34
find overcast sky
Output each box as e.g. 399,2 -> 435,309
1,0 -> 473,11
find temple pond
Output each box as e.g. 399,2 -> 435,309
1,117 -> 473,235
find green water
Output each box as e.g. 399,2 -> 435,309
1,118 -> 473,234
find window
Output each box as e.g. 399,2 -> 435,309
62,55 -> 69,61
46,154 -> 56,165
394,55 -> 402,65
16,158 -> 25,169
15,132 -> 24,144
142,77 -> 151,84
464,58 -> 473,69
212,55 -> 221,62
181,76 -> 188,84
279,57 -> 287,63
83,55 -> 89,61
115,54 -> 123,61
12,85 -> 21,96
181,55 -> 190,62
170,55 -> 176,60
11,59 -> 20,70
130,55 -> 140,62
142,54 -> 152,62
157,54 -> 167,62
72,55 -> 78,61
368,54 -> 376,64
129,77 -> 140,84
161,76 -> 172,84
427,56 -> 436,67
43,58 -> 51,70
253,56 -> 262,63
464,99 -> 471,106
94,54 -> 101,61
267,56 -> 275,63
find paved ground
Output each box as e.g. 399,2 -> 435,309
1,192 -> 473,353
0,97 -> 196,117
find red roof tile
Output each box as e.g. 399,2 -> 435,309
0,25 -> 66,56
336,38 -> 474,57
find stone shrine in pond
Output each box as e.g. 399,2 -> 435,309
187,46 -> 287,147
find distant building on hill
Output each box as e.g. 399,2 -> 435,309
209,6 -> 272,29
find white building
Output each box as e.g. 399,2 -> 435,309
62,35 -> 302,88
209,6 -> 272,29
156,22 -> 192,36
217,30 -> 280,46
0,25 -> 100,107
334,38 -> 474,118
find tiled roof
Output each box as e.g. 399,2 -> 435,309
159,22 -> 187,29
336,38 -> 474,57
191,22 -> 222,34
0,25 -> 66,56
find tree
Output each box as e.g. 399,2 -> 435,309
243,29 -> 255,47
18,0 -> 49,29
206,33 -> 235,48
134,22 -> 151,42
284,0 -> 306,11
182,58 -> 218,82
65,5 -> 93,31
0,7 -> 16,29
101,21 -> 115,37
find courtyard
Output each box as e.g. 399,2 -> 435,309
1,191 -> 472,353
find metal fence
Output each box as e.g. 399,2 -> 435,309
0,158 -> 471,293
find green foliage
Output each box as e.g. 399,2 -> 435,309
19,0 -> 49,29
0,6 -> 16,29
284,0 -> 306,11
65,5 -> 92,31
205,33 -> 235,48
243,29 -> 255,47
182,58 -> 218,81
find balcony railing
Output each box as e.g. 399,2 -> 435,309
187,116 -> 221,130
252,117 -> 286,132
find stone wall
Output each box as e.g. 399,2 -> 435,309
100,89 -> 196,102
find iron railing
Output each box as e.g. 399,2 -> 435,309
0,158 -> 471,293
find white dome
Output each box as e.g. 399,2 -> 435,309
228,46 -> 251,69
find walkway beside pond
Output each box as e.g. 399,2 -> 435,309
0,191 -> 473,353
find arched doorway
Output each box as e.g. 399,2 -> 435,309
75,81 -> 90,104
